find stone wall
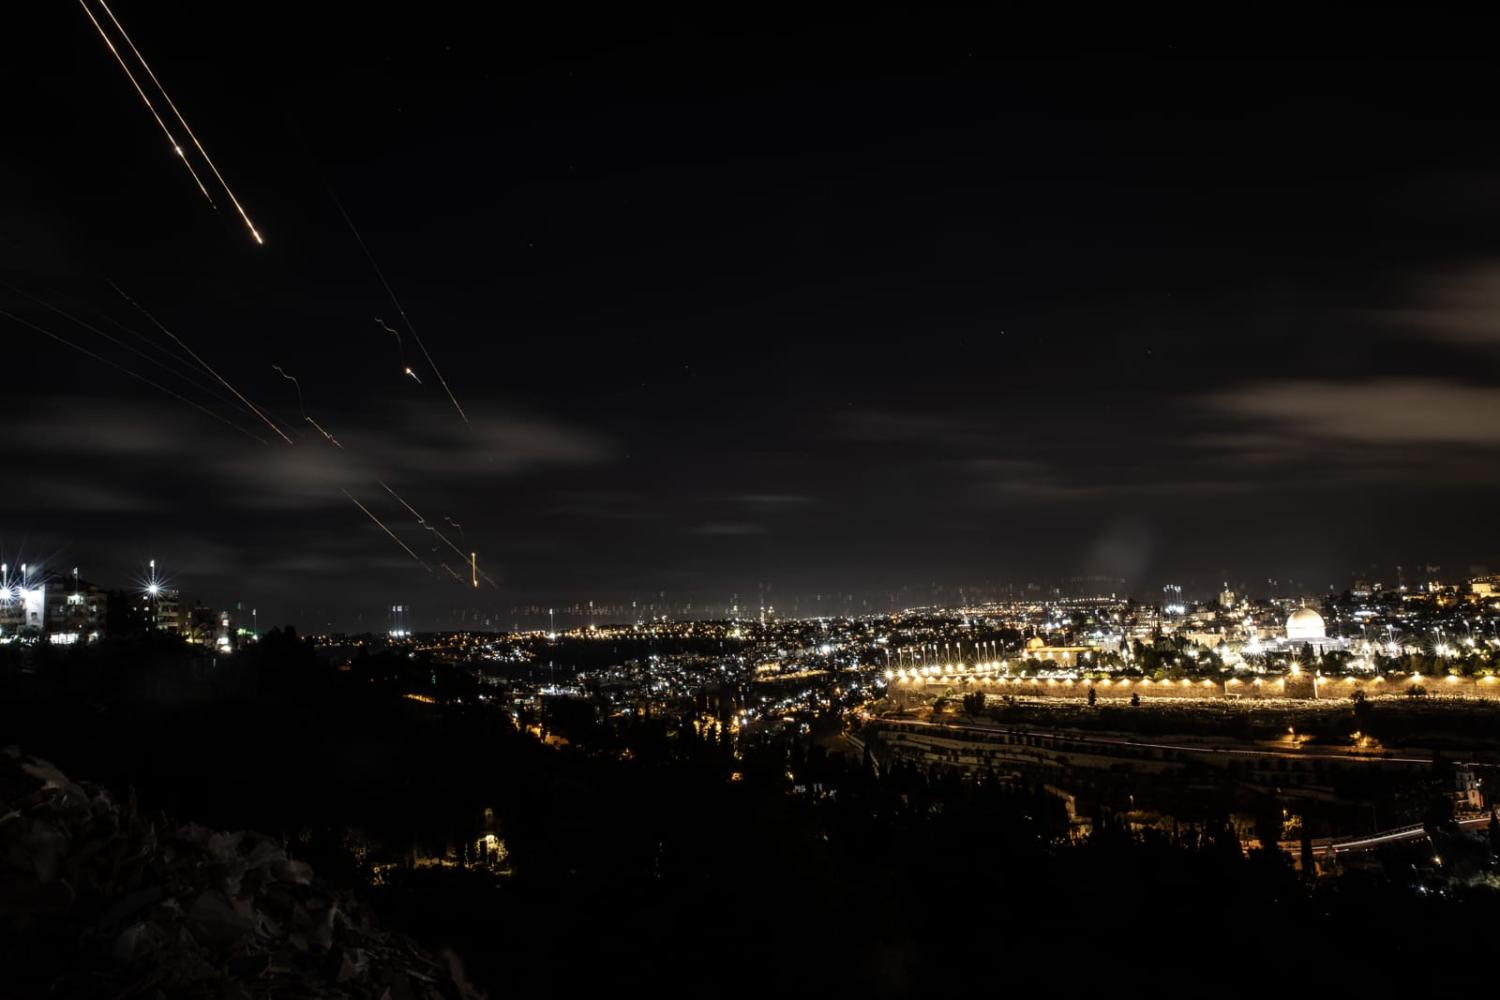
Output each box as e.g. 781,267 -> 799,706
890,672 -> 1500,704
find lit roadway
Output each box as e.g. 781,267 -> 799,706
1301,816 -> 1492,856
880,715 -> 1444,766
869,714 -> 1500,855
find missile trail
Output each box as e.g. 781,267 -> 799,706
342,489 -> 431,572
94,0 -> 263,244
332,194 -> 468,424
75,0 -> 216,208
376,480 -> 497,586
109,282 -> 294,445
376,317 -> 404,360
0,309 -> 268,445
378,479 -> 429,525
97,308 -> 239,391
376,317 -> 424,383
6,284 -> 249,413
271,364 -> 304,414
272,364 -> 343,447
305,417 -> 343,448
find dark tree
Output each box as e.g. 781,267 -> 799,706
1254,809 -> 1285,855
1350,688 -> 1371,733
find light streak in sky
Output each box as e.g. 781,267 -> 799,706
272,364 -> 343,448
6,284 -> 247,413
376,317 -> 424,383
379,479 -> 429,525
305,417 -> 343,448
92,0 -> 264,244
440,563 -> 466,585
271,363 -> 305,413
342,489 -> 431,572
75,0 -> 216,208
0,308 -> 268,445
110,282 -> 294,445
332,194 -> 468,424
377,480 -> 497,586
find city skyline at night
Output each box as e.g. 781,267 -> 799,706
9,8 -> 1500,997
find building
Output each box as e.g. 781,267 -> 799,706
133,587 -> 182,634
389,604 -> 411,638
1273,606 -> 1349,656
1020,635 -> 1096,667
45,577 -> 107,645
0,569 -> 106,644
183,603 -> 232,648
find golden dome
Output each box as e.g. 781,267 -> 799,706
1286,607 -> 1326,641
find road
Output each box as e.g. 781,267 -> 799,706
1309,815 -> 1493,855
876,714 -> 1440,766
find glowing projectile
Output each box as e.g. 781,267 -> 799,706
376,318 -> 424,383
75,0 -> 216,207
342,489 -> 431,572
110,282 -> 293,445
471,552 -> 477,589
334,197 -> 468,424
94,0 -> 263,244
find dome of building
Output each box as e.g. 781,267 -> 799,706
1285,607 -> 1327,642
1025,636 -> 1045,651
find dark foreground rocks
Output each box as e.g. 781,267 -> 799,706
0,746 -> 483,999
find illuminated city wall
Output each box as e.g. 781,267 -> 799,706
891,673 -> 1500,703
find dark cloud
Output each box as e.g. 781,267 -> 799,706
687,523 -> 766,537
1386,263 -> 1500,347
1207,379 -> 1500,447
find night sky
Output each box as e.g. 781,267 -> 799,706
7,7 -> 1500,630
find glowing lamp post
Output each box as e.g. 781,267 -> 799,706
146,558 -> 161,629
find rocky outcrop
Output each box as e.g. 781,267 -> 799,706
0,746 -> 484,999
